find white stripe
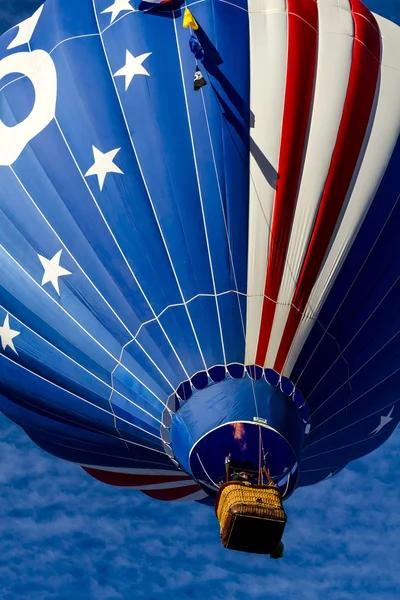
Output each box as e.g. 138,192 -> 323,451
267,0 -> 354,367
245,0 -> 288,364
83,477 -> 199,491
285,14 -> 400,375
133,479 -> 197,490
169,490 -> 208,502
81,465 -> 188,476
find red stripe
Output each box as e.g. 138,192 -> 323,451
141,484 -> 202,502
255,0 -> 318,366
82,467 -> 190,487
274,1 -> 381,372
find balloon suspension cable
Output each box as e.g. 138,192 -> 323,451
225,454 -> 230,483
283,473 -> 291,497
224,448 -> 280,487
258,426 -> 262,485
262,466 -> 276,487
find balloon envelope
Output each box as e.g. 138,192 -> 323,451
0,0 -> 399,504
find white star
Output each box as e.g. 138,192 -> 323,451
84,146 -> 123,190
38,250 -> 72,295
370,407 -> 394,435
0,314 -> 20,354
7,5 -> 43,50
101,0 -> 135,24
114,50 -> 151,91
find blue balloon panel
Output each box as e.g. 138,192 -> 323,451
0,0 -> 398,506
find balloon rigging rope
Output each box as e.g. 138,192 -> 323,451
189,4 -> 256,419
199,82 -> 259,414
172,11 -> 229,368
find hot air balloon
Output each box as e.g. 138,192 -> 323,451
0,0 -> 399,556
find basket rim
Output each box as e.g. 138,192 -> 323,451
214,481 -> 283,516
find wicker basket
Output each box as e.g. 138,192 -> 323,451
215,482 -> 287,554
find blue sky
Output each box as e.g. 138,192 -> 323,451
0,1 -> 399,599
0,415 -> 398,600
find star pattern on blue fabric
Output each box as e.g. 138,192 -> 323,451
84,146 -> 123,190
0,314 -> 20,354
38,250 -> 72,295
369,407 -> 394,435
114,50 -> 151,90
101,0 -> 135,24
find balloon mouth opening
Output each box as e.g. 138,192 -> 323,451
160,366 -> 310,497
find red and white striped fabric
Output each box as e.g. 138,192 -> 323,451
81,466 -> 207,501
245,0 -> 400,374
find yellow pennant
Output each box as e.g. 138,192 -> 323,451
183,7 -> 199,30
